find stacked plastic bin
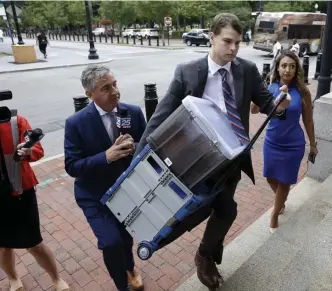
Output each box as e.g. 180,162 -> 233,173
101,96 -> 245,260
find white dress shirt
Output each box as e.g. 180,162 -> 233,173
202,55 -> 235,114
94,103 -> 117,142
273,41 -> 282,58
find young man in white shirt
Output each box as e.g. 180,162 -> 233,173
135,13 -> 291,290
0,29 -> 4,43
290,38 -> 300,56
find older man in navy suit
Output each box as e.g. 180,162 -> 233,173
64,65 -> 146,291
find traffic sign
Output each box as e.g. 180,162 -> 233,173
164,16 -> 172,26
5,4 -> 22,17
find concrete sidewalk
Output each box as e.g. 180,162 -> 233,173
0,80 -> 320,291
177,174 -> 332,291
0,39 -> 112,74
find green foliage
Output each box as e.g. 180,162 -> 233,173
99,1 -> 137,27
20,1 -> 85,29
262,1 -> 318,12
0,17 -> 6,27
18,0 -> 326,30
64,1 -> 86,27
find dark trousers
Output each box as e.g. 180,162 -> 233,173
39,43 -> 47,55
103,243 -> 134,291
198,173 -> 240,265
80,203 -> 135,290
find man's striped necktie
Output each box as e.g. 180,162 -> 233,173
218,68 -> 250,145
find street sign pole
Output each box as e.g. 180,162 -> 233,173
164,16 -> 172,47
167,26 -> 169,46
10,1 -> 24,44
3,2 -> 14,44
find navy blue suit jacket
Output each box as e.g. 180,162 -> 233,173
64,102 -> 146,207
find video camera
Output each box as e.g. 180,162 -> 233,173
0,90 -> 13,124
0,90 -> 13,191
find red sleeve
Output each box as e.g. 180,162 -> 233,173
18,115 -> 44,162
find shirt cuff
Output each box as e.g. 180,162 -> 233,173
106,152 -> 112,164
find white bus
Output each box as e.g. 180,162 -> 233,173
253,12 -> 326,56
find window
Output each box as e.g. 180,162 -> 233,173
288,25 -> 322,40
258,21 -> 275,33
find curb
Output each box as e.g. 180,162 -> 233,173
0,58 -> 113,74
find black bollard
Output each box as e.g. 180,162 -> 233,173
314,52 -> 322,80
117,35 -> 120,43
73,95 -> 90,112
303,55 -> 310,85
126,35 -> 129,44
133,36 -> 136,45
262,63 -> 271,82
148,36 -> 151,46
140,36 -> 143,45
157,36 -> 159,46
144,83 -> 159,122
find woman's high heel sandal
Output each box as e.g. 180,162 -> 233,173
270,215 -> 279,234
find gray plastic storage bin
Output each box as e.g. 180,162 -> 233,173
104,149 -> 170,223
124,172 -> 193,243
147,96 -> 246,189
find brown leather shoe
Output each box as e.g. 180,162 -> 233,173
195,251 -> 219,289
127,268 -> 144,291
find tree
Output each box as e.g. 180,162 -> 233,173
20,1 -> 68,29
64,1 -> 86,27
0,17 -> 6,27
99,1 -> 137,29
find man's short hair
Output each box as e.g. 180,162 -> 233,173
211,13 -> 243,36
81,65 -> 111,92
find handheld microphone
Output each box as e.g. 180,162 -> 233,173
13,128 -> 44,162
116,108 -> 130,136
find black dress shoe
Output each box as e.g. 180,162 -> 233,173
195,251 -> 219,289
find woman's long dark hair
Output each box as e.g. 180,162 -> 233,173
269,50 -> 310,105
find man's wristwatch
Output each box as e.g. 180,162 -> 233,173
310,141 -> 317,148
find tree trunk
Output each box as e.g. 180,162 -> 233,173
176,15 -> 180,31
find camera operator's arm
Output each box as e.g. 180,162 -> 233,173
64,118 -> 133,178
17,116 -> 44,162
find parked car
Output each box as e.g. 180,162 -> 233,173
138,28 -> 159,39
182,29 -> 210,40
122,29 -> 141,38
184,32 -> 211,47
92,27 -> 105,36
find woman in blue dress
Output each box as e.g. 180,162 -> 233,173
252,51 -> 318,233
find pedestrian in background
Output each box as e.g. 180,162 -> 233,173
36,31 -> 49,59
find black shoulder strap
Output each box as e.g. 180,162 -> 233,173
0,138 -> 11,192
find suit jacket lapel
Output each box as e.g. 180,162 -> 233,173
87,102 -> 112,147
196,55 -> 209,98
231,58 -> 244,110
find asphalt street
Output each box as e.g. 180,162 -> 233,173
0,37 -> 319,158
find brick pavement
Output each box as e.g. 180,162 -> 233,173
0,80 -> 319,291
